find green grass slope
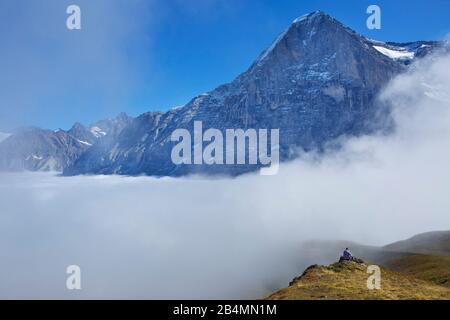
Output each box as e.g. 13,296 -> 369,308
266,261 -> 450,300
383,231 -> 450,255
384,254 -> 450,288
267,231 -> 450,300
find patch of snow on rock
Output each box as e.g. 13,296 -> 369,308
90,126 -> 107,138
77,140 -> 93,146
373,46 -> 414,60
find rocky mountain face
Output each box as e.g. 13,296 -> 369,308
0,12 -> 444,175
0,113 -> 132,172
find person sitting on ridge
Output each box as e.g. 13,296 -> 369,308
342,248 -> 353,261
339,248 -> 364,263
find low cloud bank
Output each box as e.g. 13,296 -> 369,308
1,54 -> 450,299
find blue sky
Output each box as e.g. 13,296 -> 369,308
0,0 -> 449,130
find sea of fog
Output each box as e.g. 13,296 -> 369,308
0,54 -> 450,299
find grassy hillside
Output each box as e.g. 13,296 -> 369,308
267,231 -> 450,300
384,254 -> 450,288
266,261 -> 450,300
383,231 -> 450,255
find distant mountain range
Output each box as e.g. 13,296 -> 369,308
0,11 -> 445,176
0,113 -> 131,172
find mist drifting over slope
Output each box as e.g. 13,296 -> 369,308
0,54 -> 450,299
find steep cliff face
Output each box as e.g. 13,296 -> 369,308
64,12 -> 425,176
0,12 -> 443,175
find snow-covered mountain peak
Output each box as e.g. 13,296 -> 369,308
254,11 -> 366,68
